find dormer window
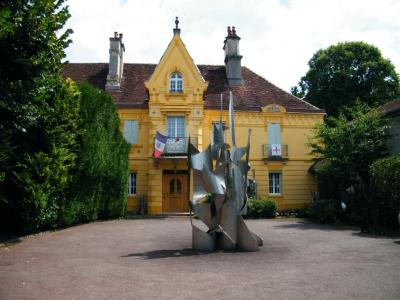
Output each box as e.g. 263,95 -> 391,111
170,72 -> 183,93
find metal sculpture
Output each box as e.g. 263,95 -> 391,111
189,91 -> 263,251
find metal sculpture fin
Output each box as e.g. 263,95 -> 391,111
192,225 -> 215,251
237,216 -> 259,251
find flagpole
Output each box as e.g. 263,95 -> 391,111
220,93 -> 223,125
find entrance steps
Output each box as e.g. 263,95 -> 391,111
158,212 -> 193,217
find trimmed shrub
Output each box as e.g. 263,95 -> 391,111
246,199 -> 277,219
370,156 -> 400,232
59,83 -> 129,226
279,208 -> 309,218
307,199 -> 338,223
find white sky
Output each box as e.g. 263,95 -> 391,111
64,0 -> 400,92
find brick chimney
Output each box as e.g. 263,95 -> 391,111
223,26 -> 243,86
106,32 -> 125,90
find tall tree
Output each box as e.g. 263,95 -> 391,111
292,42 -> 400,116
0,0 -> 78,232
309,104 -> 391,231
0,0 -> 72,181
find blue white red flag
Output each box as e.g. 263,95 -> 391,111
154,131 -> 167,158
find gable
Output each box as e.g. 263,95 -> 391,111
145,33 -> 208,95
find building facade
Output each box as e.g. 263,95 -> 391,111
63,21 -> 325,215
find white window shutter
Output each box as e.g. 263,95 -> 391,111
268,123 -> 281,144
124,120 -> 138,144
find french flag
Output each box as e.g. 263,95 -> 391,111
154,131 -> 167,158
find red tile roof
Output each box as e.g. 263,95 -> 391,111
62,63 -> 324,113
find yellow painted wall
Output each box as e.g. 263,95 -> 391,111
116,31 -> 325,214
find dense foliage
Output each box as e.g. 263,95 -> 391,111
307,200 -> 338,223
309,105 -> 395,232
0,1 -> 129,233
60,84 -> 129,226
370,156 -> 400,232
0,0 -> 77,232
291,42 -> 400,116
310,105 -> 390,187
246,199 -> 277,219
0,0 -> 72,182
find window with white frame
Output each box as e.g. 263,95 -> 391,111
123,120 -> 138,144
269,172 -> 281,195
128,172 -> 137,195
167,116 -> 185,137
169,72 -> 183,93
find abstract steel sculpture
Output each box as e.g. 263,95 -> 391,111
189,91 -> 263,251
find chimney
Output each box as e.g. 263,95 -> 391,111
106,32 -> 125,90
223,26 -> 243,86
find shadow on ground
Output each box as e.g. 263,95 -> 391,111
0,235 -> 22,247
120,248 -> 211,260
352,232 -> 400,239
274,220 -> 357,232
273,220 -> 400,239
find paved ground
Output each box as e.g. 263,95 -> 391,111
0,218 -> 399,300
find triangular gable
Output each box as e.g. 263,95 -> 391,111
145,33 -> 208,93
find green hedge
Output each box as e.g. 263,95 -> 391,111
0,79 -> 82,232
59,83 -> 130,227
246,199 -> 277,219
370,156 -> 400,232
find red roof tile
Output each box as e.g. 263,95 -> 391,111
62,63 -> 324,113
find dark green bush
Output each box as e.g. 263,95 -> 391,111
59,83 -> 130,226
1,79 -> 81,232
246,199 -> 277,219
307,199 -> 338,223
279,208 -> 309,218
370,156 -> 400,232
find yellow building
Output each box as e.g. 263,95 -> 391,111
63,21 -> 325,215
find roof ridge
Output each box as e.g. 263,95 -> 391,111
241,66 -> 322,111
62,63 -> 324,113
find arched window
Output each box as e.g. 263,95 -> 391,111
170,72 -> 183,93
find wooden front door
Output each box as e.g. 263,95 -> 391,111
162,174 -> 189,212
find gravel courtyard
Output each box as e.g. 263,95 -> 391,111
1,218 -> 399,300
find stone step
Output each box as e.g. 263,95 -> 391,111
158,212 -> 193,217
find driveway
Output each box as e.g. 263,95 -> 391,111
0,218 -> 399,299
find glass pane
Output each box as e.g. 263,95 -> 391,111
269,174 -> 273,194
167,117 -> 185,138
176,179 -> 182,193
269,173 -> 281,194
167,117 -> 174,137
169,179 -> 175,194
170,73 -> 183,92
128,172 -> 137,195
